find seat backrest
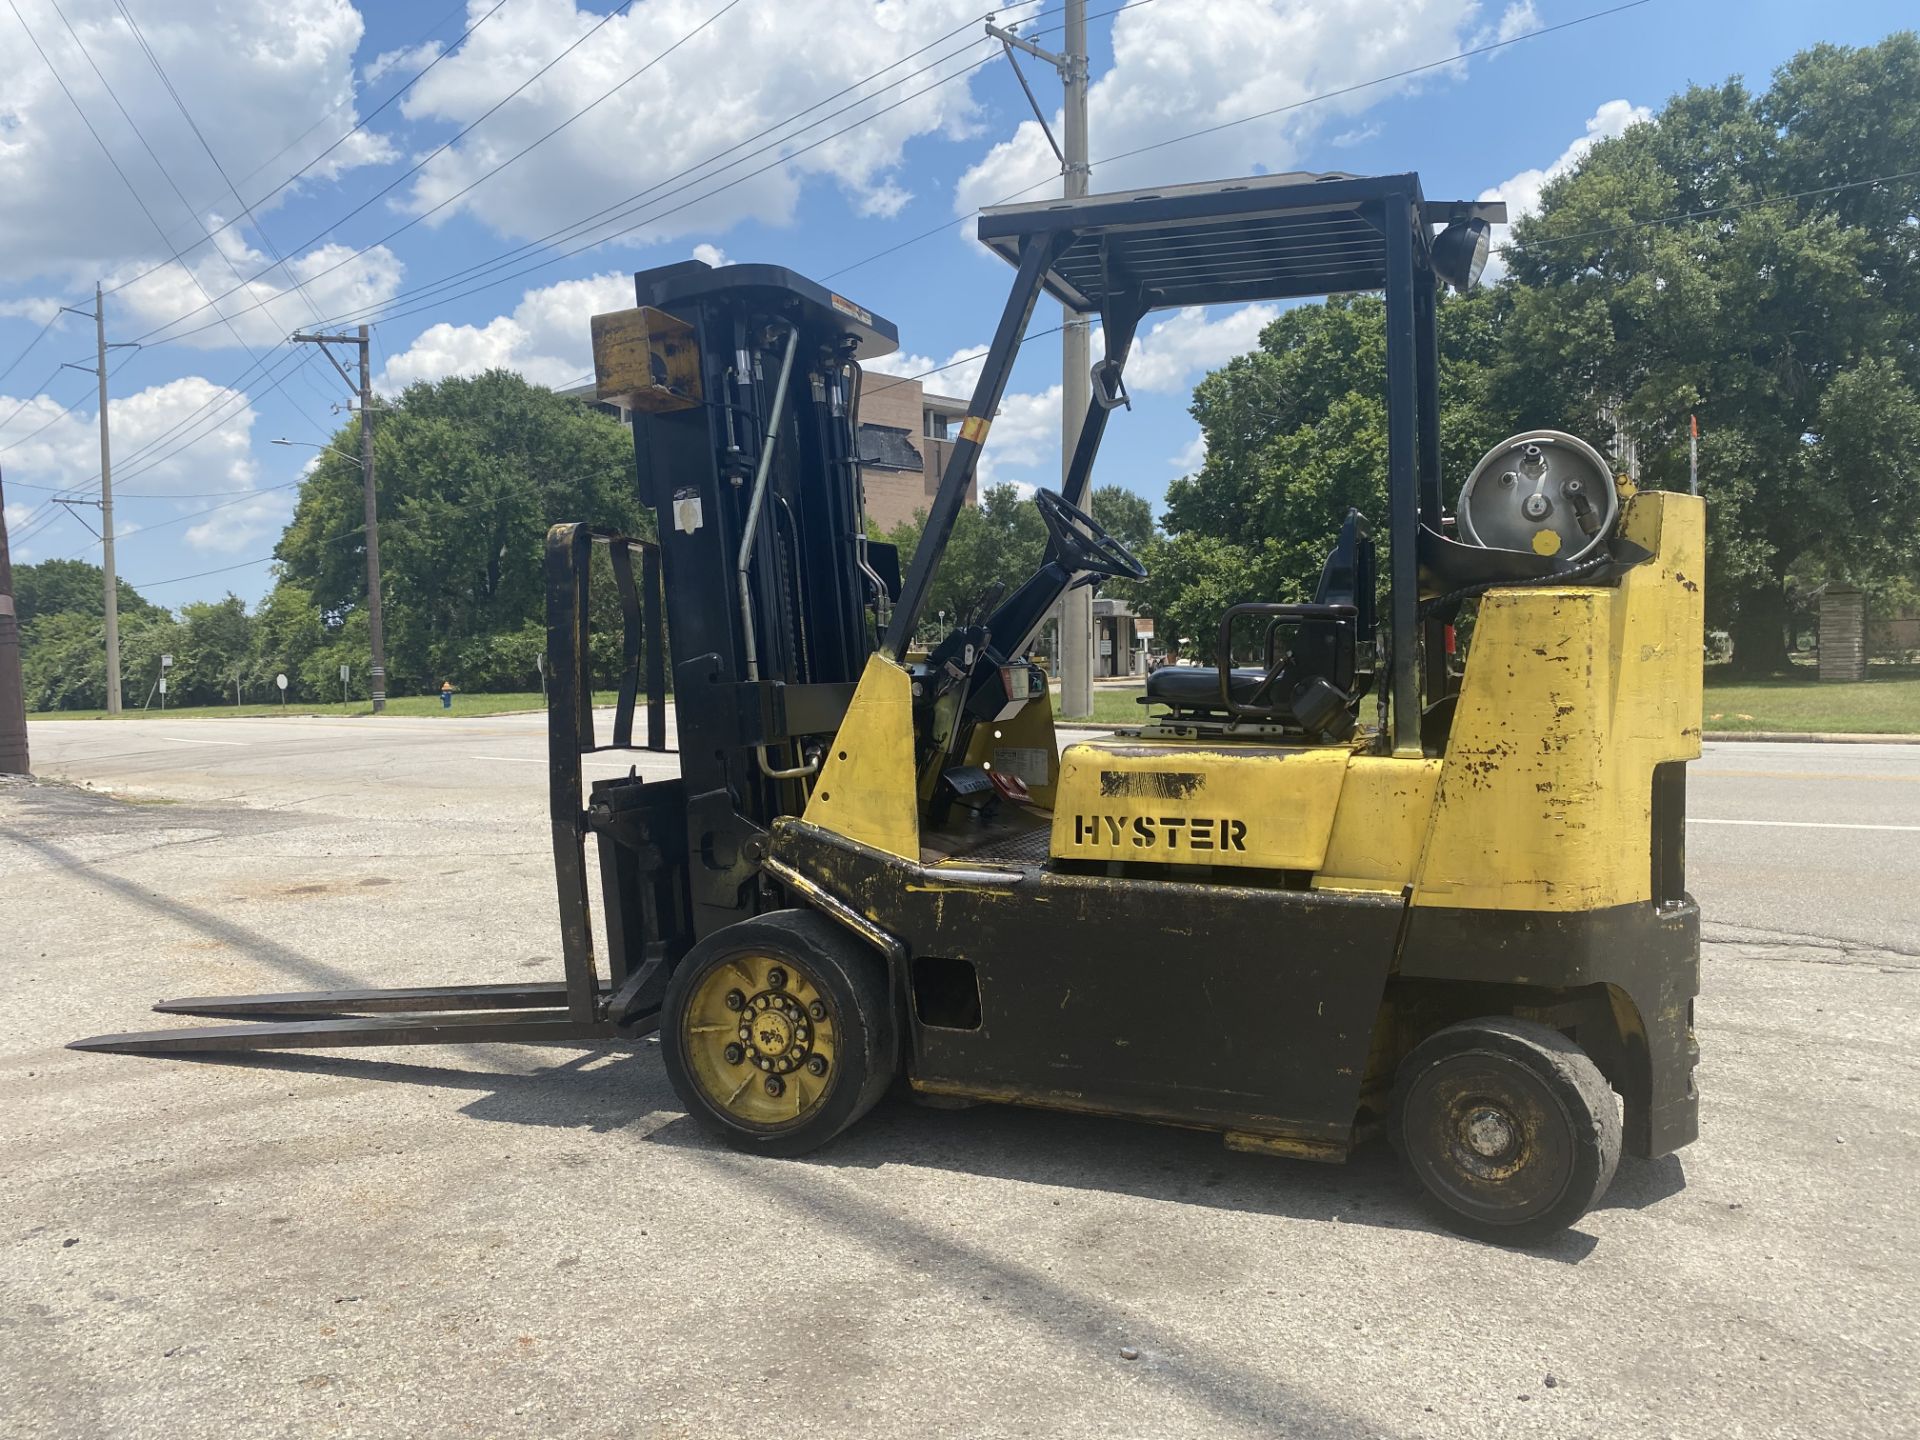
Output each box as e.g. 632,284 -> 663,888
1313,510 -> 1375,639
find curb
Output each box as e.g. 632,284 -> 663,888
1702,730 -> 1920,745
1055,724 -> 1920,745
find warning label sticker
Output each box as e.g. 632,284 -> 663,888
994,745 -> 1050,785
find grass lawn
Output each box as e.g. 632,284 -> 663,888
1702,664 -> 1920,734
27,690 -> 627,722
1058,664 -> 1920,734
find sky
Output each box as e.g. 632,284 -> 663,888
1,0 -> 1913,610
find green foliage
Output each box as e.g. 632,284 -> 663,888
1090,484 -> 1155,554
1142,290 -> 1510,661
270,369 -> 648,692
1497,33 -> 1920,670
1146,34 -> 1920,672
13,557 -> 165,627
885,482 -> 1051,636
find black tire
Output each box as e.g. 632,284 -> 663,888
660,909 -> 897,1158
1391,1017 -> 1622,1244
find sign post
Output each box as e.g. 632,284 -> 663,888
275,673 -> 288,707
340,662 -> 350,705
159,653 -> 172,712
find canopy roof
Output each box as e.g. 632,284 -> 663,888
976,171 -> 1504,312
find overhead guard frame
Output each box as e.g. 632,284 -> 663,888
885,170 -> 1505,755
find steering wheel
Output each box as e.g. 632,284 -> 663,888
1034,488 -> 1149,581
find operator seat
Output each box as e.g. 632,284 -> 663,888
1146,511 -> 1375,741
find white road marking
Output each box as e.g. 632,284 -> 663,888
159,736 -> 246,747
465,753 -> 545,764
1689,817 -> 1920,833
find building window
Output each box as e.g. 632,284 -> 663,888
926,412 -> 952,442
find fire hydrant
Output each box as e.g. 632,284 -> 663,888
440,680 -> 455,710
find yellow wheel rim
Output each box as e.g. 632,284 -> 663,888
681,952 -> 839,1130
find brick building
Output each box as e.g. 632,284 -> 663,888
855,373 -> 971,533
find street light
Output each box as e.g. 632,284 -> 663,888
272,437 -> 362,466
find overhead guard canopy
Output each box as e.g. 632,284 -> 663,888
976,171 -> 1505,313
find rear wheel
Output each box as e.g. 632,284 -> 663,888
660,910 -> 896,1158
1392,1017 -> 1621,1244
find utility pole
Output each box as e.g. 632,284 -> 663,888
988,0 -> 1093,716
291,325 -> 386,712
58,285 -> 135,714
0,463 -> 28,774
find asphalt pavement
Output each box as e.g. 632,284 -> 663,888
2,713 -> 1916,1439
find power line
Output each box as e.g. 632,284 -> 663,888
826,0 -> 1662,281
109,0 -> 327,326
125,0 -> 664,345
101,0 -> 514,302
0,315 -> 60,391
137,0 -> 751,348
308,11 -> 1006,331
135,554 -> 280,589
7,1 -> 192,259
41,0 -> 333,446
303,1 -> 1136,336
307,33 -> 1037,338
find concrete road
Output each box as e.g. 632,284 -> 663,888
3,716 -> 1916,1439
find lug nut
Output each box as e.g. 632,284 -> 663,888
723,1043 -> 744,1065
737,1025 -> 750,1041
767,968 -> 788,991
807,1055 -> 828,1077
764,1076 -> 785,1097
808,1001 -> 825,1021
724,989 -> 745,1011
758,1058 -> 771,1071
795,1026 -> 809,1043
785,1003 -> 802,1021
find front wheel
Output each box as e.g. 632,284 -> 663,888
1391,1017 -> 1622,1244
660,910 -> 897,1158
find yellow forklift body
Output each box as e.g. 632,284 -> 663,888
1035,490 -> 1703,910
1050,742 -> 1350,871
799,653 -> 919,860
1412,489 -> 1703,912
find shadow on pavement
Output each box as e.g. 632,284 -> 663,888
172,1041 -> 1694,1263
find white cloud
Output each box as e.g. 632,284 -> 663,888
956,0 -> 1487,221
379,271 -> 637,391
0,375 -> 282,552
691,243 -> 730,269
1488,1 -> 1541,46
865,346 -> 988,401
1119,305 -> 1278,394
395,0 -> 1021,247
1171,431 -> 1208,474
867,303 -> 1269,487
0,297 -> 65,324
107,233 -> 405,350
0,0 -> 393,281
364,41 -> 443,85
4,502 -> 31,529
1479,98 -> 1651,279
977,384 -> 1062,487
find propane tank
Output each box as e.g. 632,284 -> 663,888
1456,430 -> 1619,565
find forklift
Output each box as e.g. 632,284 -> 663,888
73,170 -> 1703,1243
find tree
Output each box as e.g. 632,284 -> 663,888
14,559 -> 170,711
1142,290 -> 1512,661
884,482 -> 1051,636
1091,484 -> 1155,554
13,558 -> 164,627
1498,34 -> 1920,671
271,370 -> 646,693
